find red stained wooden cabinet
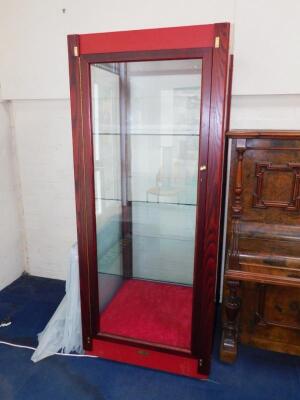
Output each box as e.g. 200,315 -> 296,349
67,23 -> 231,378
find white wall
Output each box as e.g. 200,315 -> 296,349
231,94 -> 300,129
11,100 -> 77,280
1,0 -> 300,99
0,1 -> 299,280
233,1 -> 300,95
0,101 -> 24,289
0,0 -> 235,99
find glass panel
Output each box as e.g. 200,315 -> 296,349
91,59 -> 202,349
128,60 -> 201,135
130,135 -> 199,205
132,202 -> 196,285
91,66 -> 123,312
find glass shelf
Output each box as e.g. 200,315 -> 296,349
93,132 -> 200,136
95,198 -> 197,206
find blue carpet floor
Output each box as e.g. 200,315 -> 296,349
0,275 -> 299,400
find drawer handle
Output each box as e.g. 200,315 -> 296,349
137,350 -> 149,356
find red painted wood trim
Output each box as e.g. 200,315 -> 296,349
87,338 -> 208,380
96,332 -> 192,357
78,24 -> 216,55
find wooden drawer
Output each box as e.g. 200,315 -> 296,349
239,282 -> 300,356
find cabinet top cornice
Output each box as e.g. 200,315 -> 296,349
226,130 -> 300,139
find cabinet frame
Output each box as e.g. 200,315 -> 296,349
68,23 -> 230,377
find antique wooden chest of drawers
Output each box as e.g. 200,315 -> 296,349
220,130 -> 300,363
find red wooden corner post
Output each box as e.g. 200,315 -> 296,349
68,34 -> 93,350
195,23 -> 230,375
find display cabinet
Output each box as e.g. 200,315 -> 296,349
68,23 -> 231,378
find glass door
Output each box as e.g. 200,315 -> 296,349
91,58 -> 202,350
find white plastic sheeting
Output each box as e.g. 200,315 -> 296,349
31,244 -> 83,362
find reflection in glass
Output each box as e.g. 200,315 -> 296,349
91,59 -> 202,349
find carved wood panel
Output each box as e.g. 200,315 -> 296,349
253,162 -> 300,211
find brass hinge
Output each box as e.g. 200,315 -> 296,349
214,36 -> 220,48
199,358 -> 203,367
200,165 -> 207,171
73,46 -> 79,57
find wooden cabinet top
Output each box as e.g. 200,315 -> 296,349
226,130 -> 300,139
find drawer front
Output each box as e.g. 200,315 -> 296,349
239,282 -> 300,355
